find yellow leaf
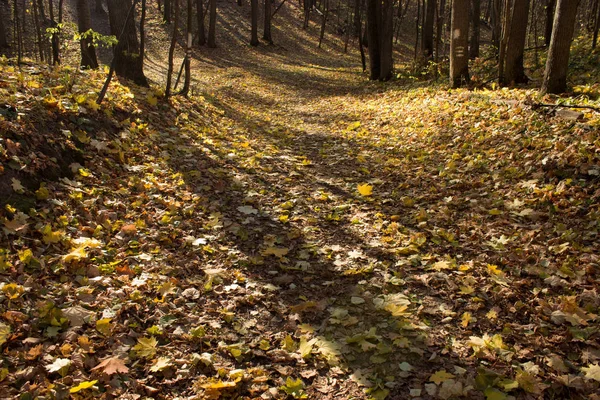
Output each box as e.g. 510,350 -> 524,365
96,318 -> 112,336
158,281 -> 176,297
429,370 -> 455,385
11,178 -> 24,193
133,337 -> 158,359
62,246 -> 87,263
357,183 -> 373,196
149,357 -> 172,372
282,335 -> 297,352
147,94 -> 158,106
69,380 -> 98,393
0,322 -> 11,346
262,246 -> 289,258
35,185 -> 50,200
2,283 -> 24,299
582,363 -> 600,382
461,312 -> 473,328
41,225 -> 62,244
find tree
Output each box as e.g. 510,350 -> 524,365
500,0 -> 530,85
379,0 -> 393,80
469,0 -> 480,58
365,0 -> 381,79
76,0 -> 99,69
422,0 -> 436,58
263,0 -> 272,43
490,0 -> 501,48
541,0 -> 581,93
0,6 -> 8,50
250,0 -> 258,45
164,0 -> 172,23
450,0 -> 469,87
96,0 -> 104,13
181,0 -> 193,96
49,0 -> 60,64
545,0 -> 556,47
593,0 -> 600,48
208,0 -> 216,47
107,0 -> 148,86
197,0 -> 206,46
166,0 -> 179,97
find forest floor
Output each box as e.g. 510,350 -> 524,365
2,1 -> 600,399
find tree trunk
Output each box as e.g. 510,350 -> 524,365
140,0 -> 146,61
107,0 -> 148,86
379,0 -> 393,80
263,0 -> 272,43
498,0 -> 512,83
77,0 -> 99,68
208,0 -> 216,47
545,0 -> 555,46
303,0 -> 311,29
250,0 -> 258,45
96,0 -> 104,13
181,0 -> 192,96
166,0 -> 179,96
541,0 -> 580,93
197,0 -> 206,45
318,0 -> 329,47
469,0 -> 480,58
435,0 -> 446,61
37,0 -> 46,21
353,0 -> 361,35
501,0 -> 529,85
366,0 -> 380,79
490,0 -> 501,48
49,0 -> 60,64
593,0 -> 600,48
14,0 -> 23,64
0,6 -> 8,50
164,0 -> 171,23
450,0 -> 469,87
422,0 -> 436,58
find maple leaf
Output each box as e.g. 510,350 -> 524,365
133,336 -> 158,359
262,246 -> 289,258
62,246 -> 88,263
91,357 -> 129,375
0,322 -> 11,346
280,377 -> 307,399
357,183 -> 373,196
150,357 -> 173,372
429,370 -> 455,385
582,363 -> 600,382
461,312 -> 473,328
45,358 -> 72,376
11,178 -> 24,193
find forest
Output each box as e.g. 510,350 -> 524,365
0,0 -> 600,399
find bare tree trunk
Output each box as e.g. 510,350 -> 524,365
379,0 -> 393,79
593,0 -> 600,48
197,0 -> 206,45
450,0 -> 469,87
490,0 -> 501,48
498,0 -> 512,82
96,0 -> 104,13
32,0 -> 44,61
164,0 -> 171,23
414,0 -> 421,60
77,0 -> 99,68
14,0 -> 23,64
166,0 -> 179,96
38,0 -> 46,21
208,0 -> 216,47
303,0 -> 311,28
358,0 -> 366,70
263,0 -> 272,43
250,0 -> 258,45
469,0 -> 480,58
366,0 -> 380,79
1,5 -> 9,50
140,0 -> 146,61
181,0 -> 192,96
501,0 -> 529,85
422,0 -> 436,58
49,0 -> 60,64
544,0 -> 555,46
541,0 -> 580,93
435,0 -> 446,61
107,0 -> 148,85
318,0 -> 329,47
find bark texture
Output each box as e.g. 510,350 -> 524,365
450,0 -> 469,87
501,0 -> 530,85
77,0 -> 99,68
541,0 -> 580,93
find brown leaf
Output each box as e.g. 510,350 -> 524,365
91,357 -> 129,375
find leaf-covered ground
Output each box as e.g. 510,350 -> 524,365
2,3 -> 600,400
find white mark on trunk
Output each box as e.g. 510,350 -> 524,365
453,29 -> 461,39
